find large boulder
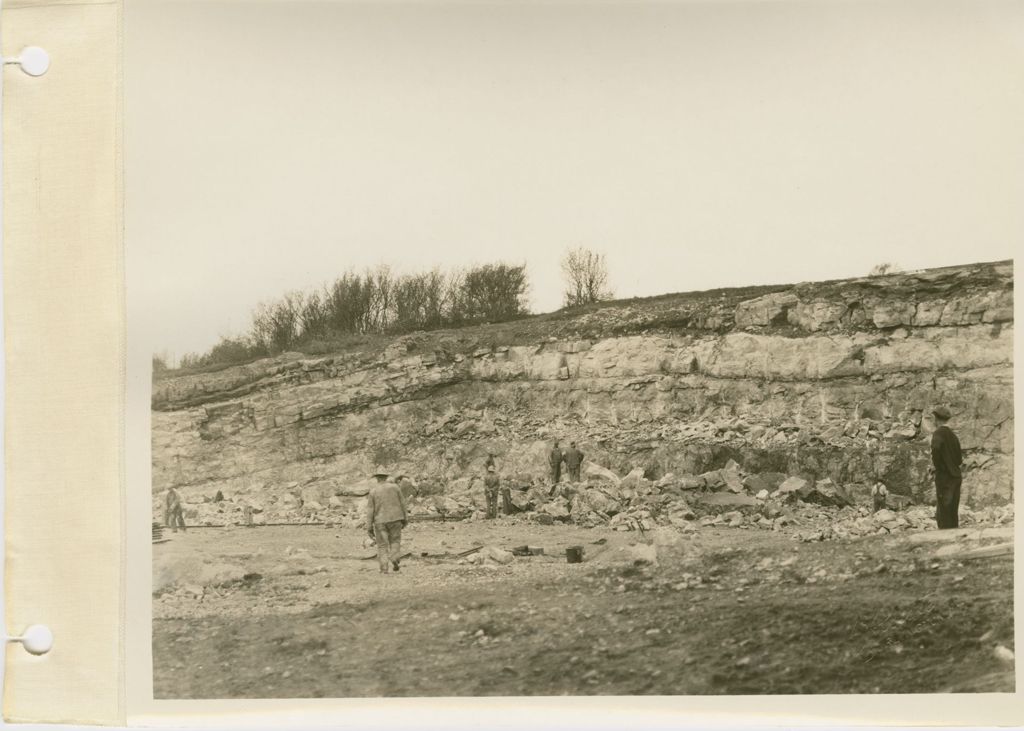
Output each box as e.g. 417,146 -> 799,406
154,557 -> 246,593
336,481 -> 371,497
678,475 -> 705,490
540,500 -> 570,519
872,508 -> 901,530
722,469 -> 745,494
742,474 -> 774,494
483,546 -> 515,565
872,301 -> 916,329
621,467 -> 649,490
734,292 -> 799,327
438,496 -> 467,514
722,458 -> 744,473
802,478 -> 852,507
510,489 -> 535,512
654,473 -> 677,489
697,493 -> 758,509
758,472 -> 788,491
700,470 -> 726,491
580,488 -> 621,516
624,542 -> 658,565
584,462 -> 621,485
721,510 -> 745,527
775,476 -> 808,498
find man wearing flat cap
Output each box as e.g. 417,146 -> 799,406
365,466 -> 408,573
930,406 -> 963,529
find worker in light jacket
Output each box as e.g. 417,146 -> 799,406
365,466 -> 408,573
870,480 -> 888,513
563,441 -> 585,483
484,464 -> 500,519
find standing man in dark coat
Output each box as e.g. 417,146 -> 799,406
548,440 -> 564,486
563,441 -> 584,483
930,406 -> 963,529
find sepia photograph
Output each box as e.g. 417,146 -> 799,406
128,0 -> 1017,699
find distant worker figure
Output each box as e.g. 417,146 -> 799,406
549,440 -> 564,485
500,472 -> 513,516
365,466 -> 408,573
563,441 -> 584,483
930,406 -> 963,529
243,504 -> 254,527
870,480 -> 888,512
484,464 -> 501,519
484,451 -> 497,471
164,486 -> 186,533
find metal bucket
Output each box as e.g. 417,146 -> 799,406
566,546 -> 584,564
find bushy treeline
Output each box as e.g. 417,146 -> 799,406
168,262 -> 529,371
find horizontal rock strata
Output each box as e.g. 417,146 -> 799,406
152,260 -> 1013,522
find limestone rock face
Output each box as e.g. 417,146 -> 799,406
152,260 -> 1013,523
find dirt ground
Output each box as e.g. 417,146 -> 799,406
153,520 -> 1014,698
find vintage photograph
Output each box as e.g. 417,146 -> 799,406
131,0 -> 1016,698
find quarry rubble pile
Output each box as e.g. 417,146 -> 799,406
160,457 -> 1014,543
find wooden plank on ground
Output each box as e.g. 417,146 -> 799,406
935,542 -> 1013,561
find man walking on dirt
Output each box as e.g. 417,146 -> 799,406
930,406 -> 963,529
484,464 -> 501,519
563,441 -> 584,483
365,466 -> 408,573
548,440 -> 564,486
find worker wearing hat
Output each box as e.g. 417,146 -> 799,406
563,441 -> 585,483
930,406 -> 963,529
365,466 -> 408,573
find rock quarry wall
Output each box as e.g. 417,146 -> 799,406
152,261 -> 1013,522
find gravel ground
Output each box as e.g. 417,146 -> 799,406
153,520 -> 1014,697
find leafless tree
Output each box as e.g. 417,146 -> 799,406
298,288 -> 331,339
366,265 -> 394,333
392,268 -> 451,332
561,247 -> 613,307
152,352 -> 171,374
868,262 -> 903,276
251,291 -> 303,353
170,260 -> 534,370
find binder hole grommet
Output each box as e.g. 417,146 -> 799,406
10,624 -> 53,655
5,46 -> 50,77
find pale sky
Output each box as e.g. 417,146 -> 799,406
126,0 -> 1024,360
